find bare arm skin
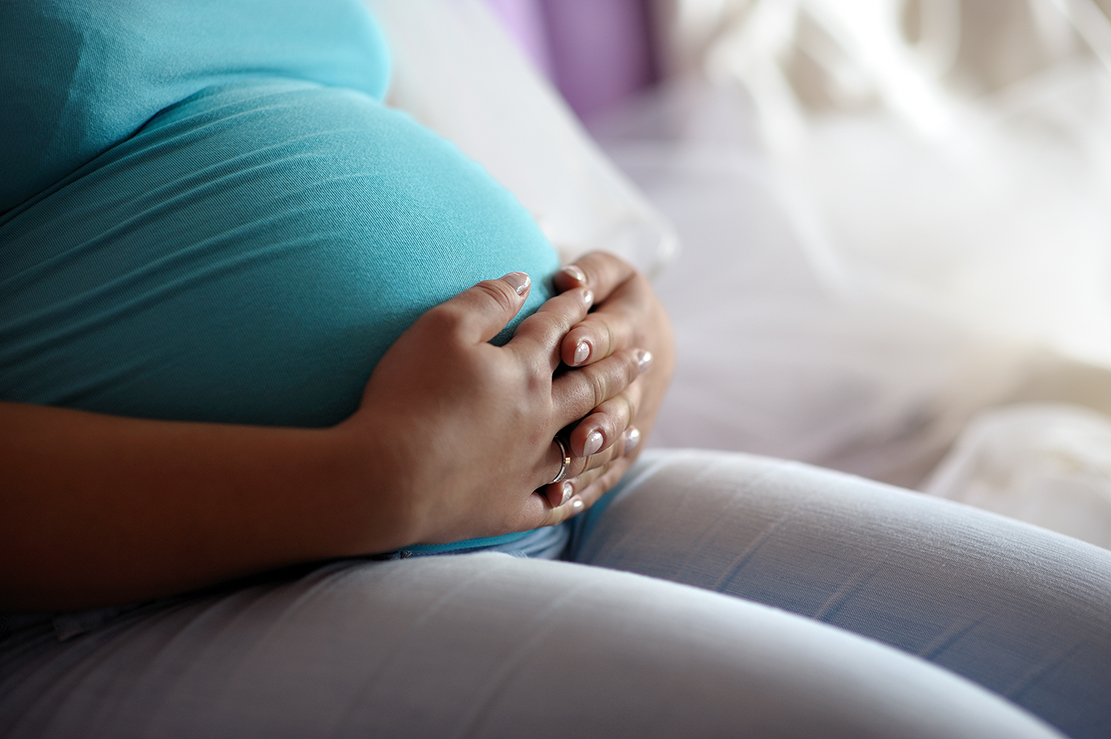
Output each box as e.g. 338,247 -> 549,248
0,273 -> 646,612
1,401 -> 359,611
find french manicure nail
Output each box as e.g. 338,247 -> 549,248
559,265 -> 587,284
583,430 -> 604,456
573,340 -> 591,366
501,272 -> 530,295
560,481 -> 573,505
637,350 -> 653,374
571,497 -> 584,511
623,427 -> 641,453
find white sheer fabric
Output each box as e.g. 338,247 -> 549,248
596,0 -> 1111,537
924,402 -> 1111,548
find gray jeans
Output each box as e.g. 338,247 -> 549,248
2,450 -> 1108,738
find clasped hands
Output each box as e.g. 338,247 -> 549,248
0,252 -> 672,608
347,251 -> 674,549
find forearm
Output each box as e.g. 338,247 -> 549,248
0,401 -> 400,612
0,274 -> 638,611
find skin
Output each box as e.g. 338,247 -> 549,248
0,253 -> 674,613
542,252 -> 675,511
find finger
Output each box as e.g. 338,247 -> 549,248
507,287 -> 594,372
538,432 -> 625,507
553,252 -> 636,301
432,272 -> 531,345
563,304 -> 654,369
561,273 -> 654,367
622,426 -> 642,456
551,348 -> 644,428
571,455 -> 637,511
537,358 -> 639,502
567,382 -> 642,458
540,479 -> 575,509
553,263 -> 588,290
538,436 -> 616,507
552,462 -> 609,508
542,452 -> 639,524
539,437 -> 573,503
560,424 -> 641,503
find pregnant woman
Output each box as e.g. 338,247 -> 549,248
1,2 -> 1109,738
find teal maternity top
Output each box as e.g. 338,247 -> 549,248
0,1 -> 560,548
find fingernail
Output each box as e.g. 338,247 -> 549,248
571,497 -> 584,512
582,289 -> 593,307
560,481 -> 573,505
637,350 -> 653,374
583,430 -> 604,456
623,427 -> 641,453
573,340 -> 591,366
559,265 -> 587,284
501,272 -> 530,296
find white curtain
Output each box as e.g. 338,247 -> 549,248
598,0 -> 1111,545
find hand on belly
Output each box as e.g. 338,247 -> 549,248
0,79 -> 560,428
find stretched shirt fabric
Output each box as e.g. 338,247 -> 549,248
0,0 -> 560,428
0,0 -> 560,553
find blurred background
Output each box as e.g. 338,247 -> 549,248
414,0 -> 1111,547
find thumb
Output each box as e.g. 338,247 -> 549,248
440,272 -> 531,344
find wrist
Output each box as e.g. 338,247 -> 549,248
322,419 -> 423,556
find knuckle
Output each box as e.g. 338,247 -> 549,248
600,397 -> 631,433
589,368 -> 609,408
623,350 -> 641,383
524,355 -> 553,392
578,316 -> 611,358
583,250 -> 631,276
545,304 -> 574,336
605,320 -> 621,354
595,405 -> 623,436
622,389 -> 640,421
574,254 -> 604,287
423,304 -> 464,338
524,309 -> 557,339
473,279 -> 518,315
584,252 -> 634,288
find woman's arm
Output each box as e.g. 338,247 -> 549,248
0,273 -> 646,612
0,400 -> 365,611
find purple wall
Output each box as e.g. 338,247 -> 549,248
483,0 -> 659,121
482,0 -> 554,78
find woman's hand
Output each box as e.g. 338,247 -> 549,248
0,271 -> 648,610
537,253 -> 675,512
339,271 -> 650,548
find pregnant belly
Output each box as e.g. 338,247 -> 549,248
0,80 -> 560,427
